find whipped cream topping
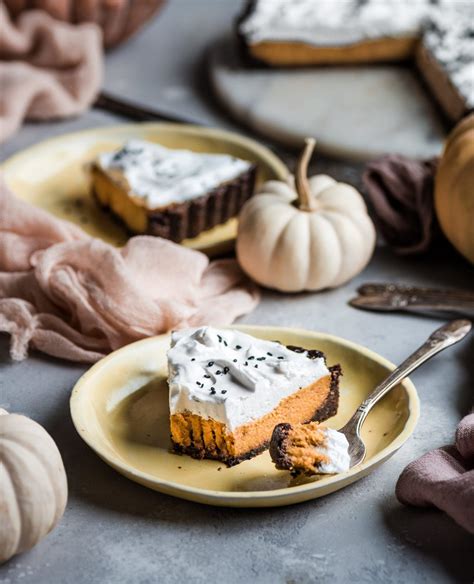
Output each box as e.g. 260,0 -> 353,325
315,427 -> 351,474
168,327 -> 330,432
422,3 -> 474,107
240,0 -> 431,46
98,140 -> 251,209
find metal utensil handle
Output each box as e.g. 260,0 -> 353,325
94,91 -> 205,126
349,295 -> 474,316
357,283 -> 474,302
343,319 -> 472,434
404,300 -> 474,313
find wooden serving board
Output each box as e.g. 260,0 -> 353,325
209,38 -> 447,161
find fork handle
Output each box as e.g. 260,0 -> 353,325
94,91 -> 205,126
340,319 -> 472,435
350,295 -> 474,316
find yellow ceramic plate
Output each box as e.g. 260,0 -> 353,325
70,325 -> 419,507
1,123 -> 288,256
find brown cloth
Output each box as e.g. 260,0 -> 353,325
363,155 -> 438,255
3,0 -> 166,49
396,413 -> 474,534
0,5 -> 103,142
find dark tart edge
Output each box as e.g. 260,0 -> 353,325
235,1 -> 254,50
92,163 -> 257,243
171,346 -> 342,467
235,0 -> 275,68
269,422 -> 293,471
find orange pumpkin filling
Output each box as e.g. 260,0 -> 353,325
171,373 -> 338,465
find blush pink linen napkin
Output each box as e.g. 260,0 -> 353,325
0,179 -> 260,363
0,4 -> 103,142
396,413 -> 474,533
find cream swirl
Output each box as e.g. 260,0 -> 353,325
315,427 -> 351,474
168,327 -> 330,431
98,140 -> 251,209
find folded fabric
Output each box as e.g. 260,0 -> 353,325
3,0 -> 166,48
0,178 -> 260,363
396,413 -> 474,533
363,155 -> 438,255
0,5 -> 103,142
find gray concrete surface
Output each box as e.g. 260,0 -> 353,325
1,1 -> 473,583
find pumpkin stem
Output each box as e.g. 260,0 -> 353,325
295,138 -> 317,212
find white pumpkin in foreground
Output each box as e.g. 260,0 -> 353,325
237,139 -> 376,292
0,409 -> 68,563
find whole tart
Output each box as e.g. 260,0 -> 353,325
90,140 -> 257,242
238,0 -> 474,123
167,326 -> 341,466
238,0 -> 423,66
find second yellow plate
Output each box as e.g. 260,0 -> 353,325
70,325 -> 419,507
1,123 -> 288,256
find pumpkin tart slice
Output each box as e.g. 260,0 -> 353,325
90,139 -> 257,242
167,326 -> 341,466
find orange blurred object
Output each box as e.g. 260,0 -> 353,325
3,0 -> 166,48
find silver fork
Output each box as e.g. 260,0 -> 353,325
339,319 -> 472,468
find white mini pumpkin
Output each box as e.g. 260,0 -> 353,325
237,139 -> 376,292
0,409 -> 68,563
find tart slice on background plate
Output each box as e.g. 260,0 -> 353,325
91,140 -> 257,242
1,123 -> 288,256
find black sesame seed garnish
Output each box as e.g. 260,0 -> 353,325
204,374 -> 210,379
210,387 -> 216,394
267,352 -> 273,356
248,356 -> 255,360
217,335 -> 223,343
244,361 -> 248,366
223,367 -> 229,374
235,345 -> 242,350
223,340 -> 228,346
257,357 -> 265,361
191,358 -> 196,361
233,359 -> 237,363
254,364 -> 258,368
216,371 -> 221,375
208,361 -> 214,367
278,356 -> 284,360
221,390 -> 227,394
